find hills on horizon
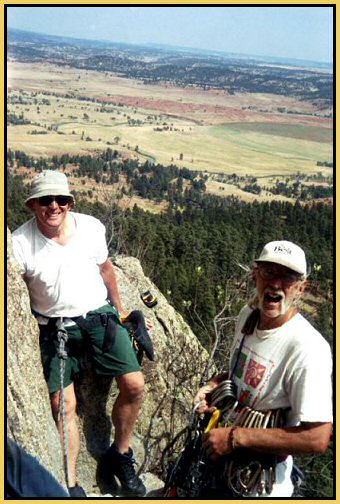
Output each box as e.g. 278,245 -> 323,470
7,26 -> 332,71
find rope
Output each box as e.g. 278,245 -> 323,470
222,405 -> 285,496
56,318 -> 70,489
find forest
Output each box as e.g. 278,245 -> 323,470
8,149 -> 333,205
7,165 -> 333,349
7,163 -> 334,498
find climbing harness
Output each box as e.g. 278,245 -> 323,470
37,306 -> 153,492
73,309 -> 155,362
72,312 -> 118,354
163,379 -> 287,498
55,317 -> 70,489
140,290 -> 158,308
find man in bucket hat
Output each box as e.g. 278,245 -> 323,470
193,240 -> 332,497
12,170 -> 147,497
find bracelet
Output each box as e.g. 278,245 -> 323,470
230,426 -> 238,451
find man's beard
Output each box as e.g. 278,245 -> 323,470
257,287 -> 293,317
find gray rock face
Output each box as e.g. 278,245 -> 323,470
7,229 -> 66,487
7,230 -> 211,496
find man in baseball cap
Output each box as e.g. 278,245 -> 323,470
255,240 -> 307,276
253,240 -> 307,319
194,240 -> 332,497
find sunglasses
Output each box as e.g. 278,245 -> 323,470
257,264 -> 302,285
38,195 -> 72,207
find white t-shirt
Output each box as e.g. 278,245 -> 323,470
12,212 -> 109,317
229,304 -> 333,496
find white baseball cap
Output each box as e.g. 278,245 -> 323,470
255,240 -> 307,276
25,170 -> 74,204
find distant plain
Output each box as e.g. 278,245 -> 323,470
7,60 -> 333,206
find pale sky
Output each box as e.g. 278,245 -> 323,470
7,6 -> 333,64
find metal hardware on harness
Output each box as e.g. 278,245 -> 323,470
204,410 -> 221,433
210,379 -> 238,414
163,377 -> 287,498
56,318 -> 70,489
223,406 -> 285,496
209,380 -> 278,495
162,407 -> 214,498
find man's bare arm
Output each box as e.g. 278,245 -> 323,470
99,259 -> 128,318
203,421 -> 332,460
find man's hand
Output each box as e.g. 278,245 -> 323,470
119,310 -> 130,321
193,382 -> 218,414
145,318 -> 153,331
203,427 -> 234,460
121,312 -> 154,331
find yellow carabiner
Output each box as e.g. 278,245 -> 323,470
204,409 -> 221,433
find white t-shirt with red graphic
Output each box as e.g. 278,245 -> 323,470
229,304 -> 333,496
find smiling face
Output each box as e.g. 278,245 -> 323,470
254,261 -> 307,328
28,196 -> 72,237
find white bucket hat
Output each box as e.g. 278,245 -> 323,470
256,240 -> 307,276
25,170 -> 74,204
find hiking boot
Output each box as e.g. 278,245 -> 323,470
106,444 -> 146,496
68,484 -> 87,497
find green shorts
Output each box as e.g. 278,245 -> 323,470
39,304 -> 141,394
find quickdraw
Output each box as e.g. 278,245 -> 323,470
162,404 -> 214,498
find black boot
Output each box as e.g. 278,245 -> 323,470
106,444 -> 146,496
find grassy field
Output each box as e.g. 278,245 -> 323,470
204,179 -> 294,203
208,124 -> 332,175
220,122 -> 332,143
7,60 -> 333,206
